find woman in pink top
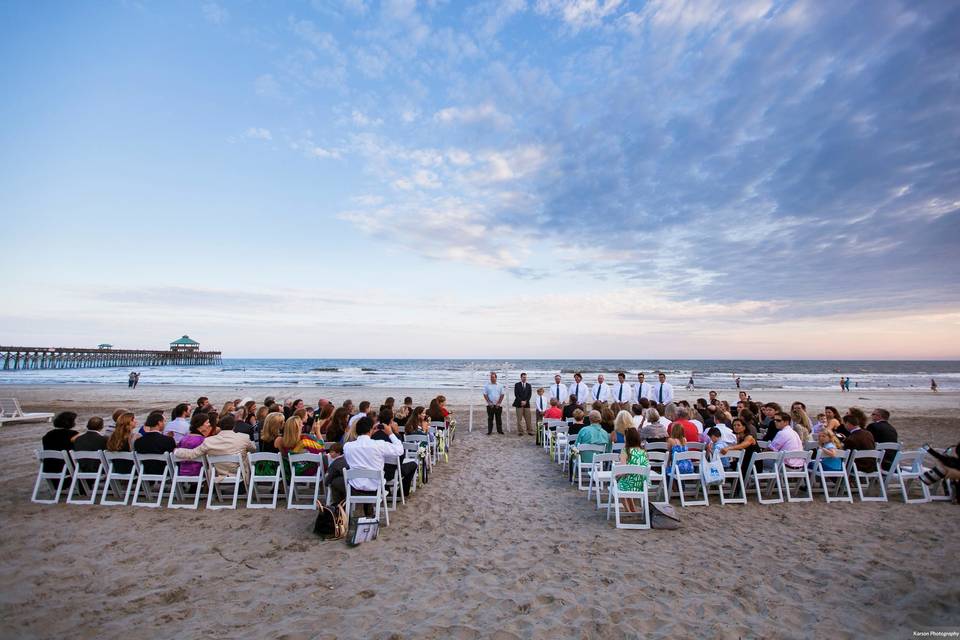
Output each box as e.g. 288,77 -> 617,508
177,413 -> 214,476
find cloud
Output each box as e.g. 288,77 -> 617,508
434,102 -> 513,127
244,127 -> 273,141
535,0 -> 624,31
202,2 -> 229,24
254,74 -> 281,98
351,110 -> 383,127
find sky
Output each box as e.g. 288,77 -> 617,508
1,0 -> 959,359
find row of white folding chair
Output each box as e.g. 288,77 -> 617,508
343,467 -> 391,526
32,449 -> 327,510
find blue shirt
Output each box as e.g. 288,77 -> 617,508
483,383 -> 504,404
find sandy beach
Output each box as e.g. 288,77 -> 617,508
1,384 -> 958,639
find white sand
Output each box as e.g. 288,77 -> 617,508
0,385 -> 958,638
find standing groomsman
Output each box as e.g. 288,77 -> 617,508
569,372 -> 588,405
651,372 -> 674,406
612,372 -> 632,405
549,374 -> 568,406
483,371 -> 505,435
592,374 -> 611,403
634,372 -> 653,403
513,372 -> 533,436
534,387 -> 550,419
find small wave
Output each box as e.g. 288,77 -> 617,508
309,368 -> 339,372
361,367 -> 377,372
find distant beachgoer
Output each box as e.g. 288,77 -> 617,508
844,377 -> 851,392
735,376 -> 741,390
687,375 -> 695,390
839,377 -> 845,392
128,372 -> 136,388
133,372 -> 140,388
931,378 -> 939,393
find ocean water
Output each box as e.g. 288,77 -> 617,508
0,359 -> 956,391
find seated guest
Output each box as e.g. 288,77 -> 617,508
666,423 -> 693,476
325,407 -> 350,445
562,395 -> 579,420
343,417 -> 405,513
72,416 -> 108,472
674,407 -> 701,444
705,422 -> 737,463
867,409 -> 899,470
543,398 -> 563,420
259,412 -> 285,453
639,408 -> 668,442
228,413 -> 254,440
174,414 -> 257,481
394,397 -> 414,427
809,429 -> 844,472
404,407 -> 429,436
324,442 -> 348,506
720,418 -> 761,477
313,404 -> 335,437
166,403 -> 191,445
842,413 -> 877,472
599,407 -> 616,437
790,403 -> 813,442
768,412 -> 805,471
631,404 -> 645,428
372,407 -> 417,496
177,412 -> 214,477
568,408 -> 586,436
193,396 -> 211,416
42,411 -> 79,472
134,412 -> 175,474
105,412 -> 137,474
616,427 -> 649,513
613,410 -> 634,444
570,410 -> 610,481
279,416 -> 324,476
761,402 -> 782,442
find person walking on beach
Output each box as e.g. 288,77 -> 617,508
839,377 -> 846,392
844,377 -> 851,392
513,372 -> 533,437
133,372 -> 140,389
687,375 -> 695,390
931,378 -> 939,392
734,375 -> 741,390
128,372 -> 136,388
483,371 -> 505,435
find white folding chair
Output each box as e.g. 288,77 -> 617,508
686,442 -> 705,452
848,450 -> 887,502
575,445 -> 606,490
669,451 -> 708,507
886,450 -> 930,503
610,442 -> 624,454
246,452 -> 285,509
645,450 -> 669,502
779,450 -> 813,502
606,465 -> 651,530
405,435 -> 431,481
810,449 -> 853,503
745,451 -> 783,504
430,422 -> 448,462
644,442 -> 670,454
100,451 -> 138,506
132,453 -> 172,508
344,468 -> 389,526
31,450 -> 73,504
926,447 -> 957,501
803,441 -> 819,454
587,453 -> 619,509
714,449 -> 746,505
286,453 -> 324,510
66,451 -> 106,505
167,453 -> 208,509
876,442 -> 901,481
402,442 -> 421,494
553,425 -> 570,465
756,440 -> 771,451
206,454 -> 244,510
383,454 -> 406,510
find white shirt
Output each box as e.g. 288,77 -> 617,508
343,434 -> 404,491
348,413 -> 364,430
165,417 -> 190,445
612,382 -> 632,403
534,395 -> 550,413
634,381 -> 653,402
568,381 -> 588,404
651,382 -> 673,405
549,382 -> 568,404
483,382 -> 504,405
592,382 -> 610,402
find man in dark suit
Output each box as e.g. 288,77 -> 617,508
842,414 -> 877,472
73,416 -> 108,472
513,372 -> 533,437
867,409 -> 899,470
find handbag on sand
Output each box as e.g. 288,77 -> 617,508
313,501 -> 347,540
651,503 -> 681,530
702,455 -> 724,486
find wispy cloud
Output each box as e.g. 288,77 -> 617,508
202,2 -> 229,25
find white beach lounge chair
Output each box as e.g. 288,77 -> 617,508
0,398 -> 54,426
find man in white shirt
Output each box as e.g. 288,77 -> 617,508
592,374 -> 611,403
651,372 -> 673,406
348,400 -> 371,430
343,417 -> 405,503
569,372 -> 588,405
634,372 -> 653,403
533,387 -> 550,419
549,375 -> 568,406
483,371 -> 505,435
612,372 -> 632,405
165,403 -> 191,445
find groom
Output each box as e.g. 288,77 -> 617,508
513,372 -> 533,436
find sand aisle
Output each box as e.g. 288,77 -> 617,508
1,426 -> 959,638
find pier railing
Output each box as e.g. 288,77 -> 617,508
0,346 -> 222,370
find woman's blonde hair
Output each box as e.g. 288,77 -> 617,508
261,412 -> 285,445
820,429 -> 843,449
281,416 -> 302,450
107,412 -> 136,451
614,410 -> 634,434
219,401 -> 235,419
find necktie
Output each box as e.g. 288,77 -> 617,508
658,385 -> 663,403
556,384 -> 560,400
618,386 -> 623,401
575,383 -> 579,399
